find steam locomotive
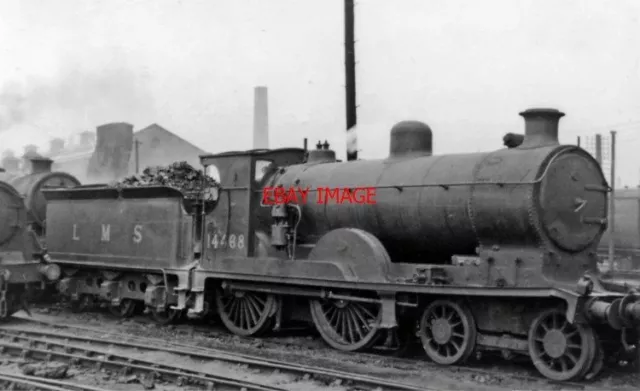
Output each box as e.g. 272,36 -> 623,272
34,108 -> 640,382
0,157 -> 78,320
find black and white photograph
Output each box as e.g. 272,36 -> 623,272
0,0 -> 639,390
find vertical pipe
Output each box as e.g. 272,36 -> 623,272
608,130 -> 617,267
303,138 -> 308,152
595,134 -> 602,164
344,0 -> 357,161
577,136 -> 581,147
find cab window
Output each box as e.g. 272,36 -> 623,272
255,159 -> 274,183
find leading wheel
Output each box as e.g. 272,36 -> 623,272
528,308 -> 597,381
309,297 -> 382,352
418,300 -> 477,365
215,288 -> 277,337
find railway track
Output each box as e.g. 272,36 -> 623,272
7,312 -> 640,391
0,334 -> 286,391
0,318 -> 430,391
0,371 -> 110,391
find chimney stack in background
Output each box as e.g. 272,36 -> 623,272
23,144 -> 38,157
49,138 -> 65,156
253,86 -> 269,149
79,131 -> 96,149
29,157 -> 54,174
1,156 -> 19,172
87,122 -> 134,182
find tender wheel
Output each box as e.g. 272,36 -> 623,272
309,297 -> 382,352
70,295 -> 94,313
215,288 -> 277,337
528,308 -> 597,381
418,300 -> 477,365
108,299 -> 137,318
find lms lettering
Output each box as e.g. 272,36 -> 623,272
72,224 -> 144,244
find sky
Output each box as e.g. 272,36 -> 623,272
0,0 -> 639,185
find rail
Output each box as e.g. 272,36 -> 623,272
8,314 -> 633,390
0,371 -> 109,391
0,325 -> 427,391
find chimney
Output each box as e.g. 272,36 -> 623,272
253,86 -> 269,149
79,131 -> 96,149
87,122 -> 134,181
23,144 -> 38,156
29,157 -> 53,174
1,156 -> 19,172
518,108 -> 564,149
49,138 -> 65,155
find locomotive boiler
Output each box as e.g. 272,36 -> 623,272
266,109 -> 606,273
7,157 -> 81,235
44,107 -> 640,382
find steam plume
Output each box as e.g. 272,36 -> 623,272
0,61 -> 156,136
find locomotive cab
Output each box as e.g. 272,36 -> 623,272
198,148 -> 306,266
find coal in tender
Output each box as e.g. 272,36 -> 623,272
117,161 -> 219,199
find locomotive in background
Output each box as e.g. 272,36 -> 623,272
0,157 -> 74,320
0,121 -> 148,319
43,107 -> 640,382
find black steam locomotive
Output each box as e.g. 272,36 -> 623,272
0,157 -> 77,319
23,108 -> 640,382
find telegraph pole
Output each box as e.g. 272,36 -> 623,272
345,0 -> 357,161
608,130 -> 617,266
